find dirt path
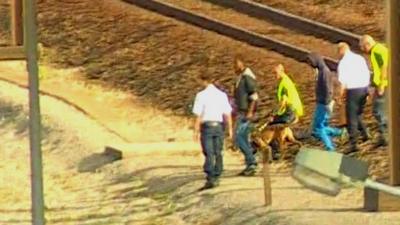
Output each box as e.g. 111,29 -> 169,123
0,61 -> 193,143
0,69 -> 399,225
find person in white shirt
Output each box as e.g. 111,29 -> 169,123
337,42 -> 371,154
193,72 -> 233,190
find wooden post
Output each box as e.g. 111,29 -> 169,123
23,0 -> 46,224
262,149 -> 272,206
388,0 -> 400,186
11,0 -> 23,46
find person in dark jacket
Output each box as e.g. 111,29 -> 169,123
307,52 -> 346,151
233,58 -> 259,176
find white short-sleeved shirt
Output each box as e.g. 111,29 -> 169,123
192,84 -> 232,122
338,50 -> 371,89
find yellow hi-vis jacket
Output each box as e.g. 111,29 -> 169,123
371,43 -> 389,88
277,73 -> 304,117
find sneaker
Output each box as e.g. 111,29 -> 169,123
374,136 -> 388,148
238,164 -> 257,176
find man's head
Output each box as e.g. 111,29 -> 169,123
359,35 -> 376,53
199,71 -> 215,87
274,64 -> 285,79
234,57 -> 246,75
337,42 -> 350,59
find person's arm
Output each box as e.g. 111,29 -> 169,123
379,61 -> 388,95
337,62 -> 347,104
245,76 -> 258,119
224,114 -> 233,139
193,116 -> 201,142
222,94 -> 233,139
192,93 -> 203,142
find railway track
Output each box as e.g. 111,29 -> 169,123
121,0 -> 362,71
202,0 -> 360,48
123,0 -> 338,70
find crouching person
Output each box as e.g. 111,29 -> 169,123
193,73 -> 233,190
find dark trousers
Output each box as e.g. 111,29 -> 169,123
373,91 -> 387,135
269,107 -> 295,125
201,122 -> 224,183
346,88 -> 368,146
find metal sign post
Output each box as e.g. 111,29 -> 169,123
23,0 -> 46,224
388,0 -> 400,186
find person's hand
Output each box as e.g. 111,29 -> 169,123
246,112 -> 254,120
377,86 -> 385,96
193,131 -> 200,142
228,128 -> 233,140
327,100 -> 335,114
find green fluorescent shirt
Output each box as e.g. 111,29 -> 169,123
371,43 -> 389,87
276,74 -> 304,117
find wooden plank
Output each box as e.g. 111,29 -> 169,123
364,187 -> 400,211
105,141 -> 202,158
0,46 -> 26,60
388,0 -> 400,186
262,150 -> 272,206
11,0 -> 23,46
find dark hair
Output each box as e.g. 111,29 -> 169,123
199,72 -> 215,83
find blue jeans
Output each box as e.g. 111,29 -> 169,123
312,103 -> 342,151
201,122 -> 224,182
235,115 -> 257,167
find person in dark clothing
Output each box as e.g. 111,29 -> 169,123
307,52 -> 346,151
233,58 -> 259,176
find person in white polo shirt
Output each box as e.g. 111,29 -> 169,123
337,42 -> 371,154
193,72 -> 233,190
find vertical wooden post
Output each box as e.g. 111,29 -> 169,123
23,0 -> 45,224
262,149 -> 272,206
11,0 -> 23,46
388,0 -> 400,186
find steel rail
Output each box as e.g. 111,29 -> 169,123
123,0 -> 339,70
202,0 -> 361,49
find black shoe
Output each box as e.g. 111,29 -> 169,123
198,181 -> 215,191
374,136 -> 388,148
344,145 -> 359,155
272,152 -> 280,161
360,130 -> 372,143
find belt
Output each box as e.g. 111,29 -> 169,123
201,121 -> 223,127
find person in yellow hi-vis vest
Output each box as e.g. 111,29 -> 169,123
360,35 -> 388,147
269,64 -> 304,125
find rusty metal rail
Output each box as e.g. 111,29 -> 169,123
123,0 -> 339,70
202,0 -> 361,49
